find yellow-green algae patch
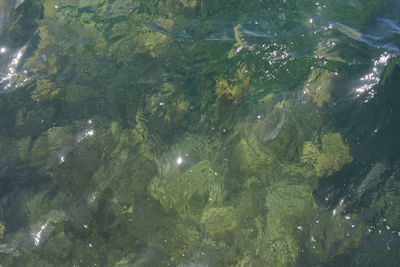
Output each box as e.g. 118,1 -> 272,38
301,132 -> 353,177
31,79 -> 61,102
200,206 -> 237,234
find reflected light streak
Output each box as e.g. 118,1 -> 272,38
32,222 -> 49,246
77,119 -> 96,142
15,0 -> 26,8
77,129 -> 95,142
87,191 -> 100,208
354,52 -> 392,100
0,46 -> 30,91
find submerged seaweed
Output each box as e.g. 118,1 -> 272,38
0,0 -> 399,266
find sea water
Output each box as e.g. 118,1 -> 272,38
0,0 -> 400,266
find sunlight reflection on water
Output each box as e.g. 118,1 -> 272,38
354,52 -> 392,101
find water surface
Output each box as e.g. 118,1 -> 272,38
0,0 -> 400,266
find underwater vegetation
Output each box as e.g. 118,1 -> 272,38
0,223 -> 4,239
0,0 -> 399,266
215,64 -> 250,105
301,132 -> 353,178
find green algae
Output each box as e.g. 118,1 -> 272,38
200,206 -> 237,234
16,126 -> 75,167
31,79 -> 61,102
305,69 -> 334,107
260,182 -> 316,266
215,64 -> 250,105
301,132 -> 353,178
0,223 -> 4,239
0,0 -> 394,266
150,159 -> 225,214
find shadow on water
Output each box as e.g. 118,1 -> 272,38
315,51 -> 400,266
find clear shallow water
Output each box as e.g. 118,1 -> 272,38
0,0 -> 400,266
